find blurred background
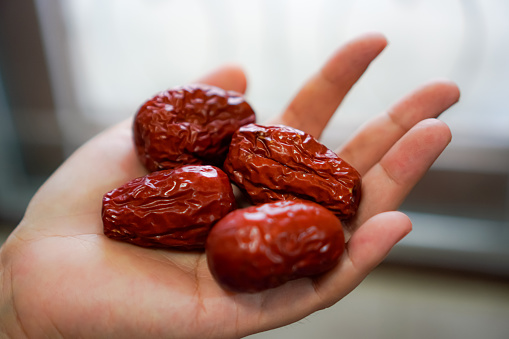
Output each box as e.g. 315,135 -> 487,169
1,0 -> 508,337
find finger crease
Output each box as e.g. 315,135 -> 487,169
319,67 -> 349,91
385,109 -> 409,134
310,276 -> 322,299
378,161 -> 403,187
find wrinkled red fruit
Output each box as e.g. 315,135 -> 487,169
102,165 -> 236,250
223,124 -> 362,219
206,200 -> 345,293
133,84 -> 256,172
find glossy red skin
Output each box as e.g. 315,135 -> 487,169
102,165 -> 236,250
133,84 -> 256,172
206,200 -> 345,293
223,124 -> 362,219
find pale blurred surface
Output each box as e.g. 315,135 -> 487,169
38,0 -> 509,152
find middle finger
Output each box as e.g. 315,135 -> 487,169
337,80 -> 460,175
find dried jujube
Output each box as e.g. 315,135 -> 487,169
206,200 -> 345,293
102,165 -> 236,250
102,83 -> 359,293
223,124 -> 362,219
133,84 -> 256,172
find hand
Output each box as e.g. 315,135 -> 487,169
0,33 -> 459,338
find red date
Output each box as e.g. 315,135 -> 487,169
223,124 -> 362,219
102,165 -> 236,250
206,200 -> 345,293
133,84 -> 256,172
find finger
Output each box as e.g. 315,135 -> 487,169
353,118 -> 452,229
338,80 -> 460,174
267,33 -> 388,138
310,211 -> 412,310
195,64 -> 248,93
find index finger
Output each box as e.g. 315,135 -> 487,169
268,33 -> 387,138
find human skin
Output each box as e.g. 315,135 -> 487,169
0,33 -> 459,338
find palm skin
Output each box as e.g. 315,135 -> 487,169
0,33 -> 459,338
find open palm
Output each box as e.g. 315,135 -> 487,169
0,34 -> 459,338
